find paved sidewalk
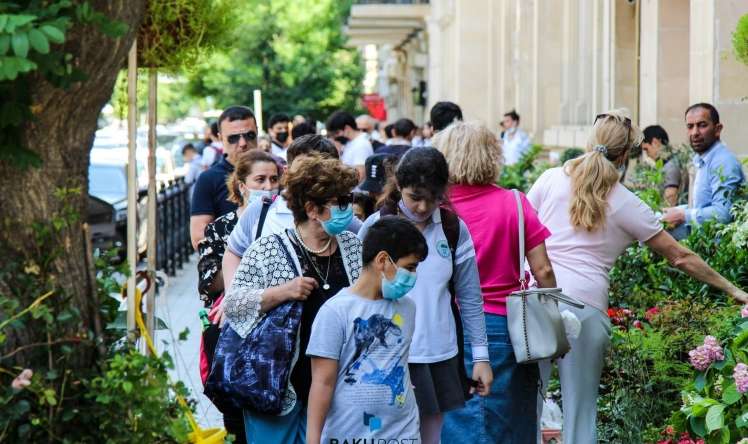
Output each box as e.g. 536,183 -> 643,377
154,254 -> 223,428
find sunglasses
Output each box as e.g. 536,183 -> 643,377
226,131 -> 257,145
324,193 -> 354,211
594,114 -> 637,150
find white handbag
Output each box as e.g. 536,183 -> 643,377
506,189 -> 584,364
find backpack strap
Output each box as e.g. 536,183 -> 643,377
254,196 -> 275,240
439,207 -> 473,401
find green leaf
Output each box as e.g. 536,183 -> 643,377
0,35 -> 9,54
722,383 -> 742,405
719,427 -> 730,444
696,372 -> 707,392
0,15 -> 8,31
178,327 -> 190,341
40,25 -> 65,44
691,415 -> 707,437
737,412 -> 748,428
122,381 -> 133,393
705,404 -> 725,433
27,28 -> 49,54
11,32 -> 29,58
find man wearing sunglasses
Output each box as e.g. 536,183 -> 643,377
190,105 -> 258,250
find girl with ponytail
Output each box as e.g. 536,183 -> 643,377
527,109 -> 748,443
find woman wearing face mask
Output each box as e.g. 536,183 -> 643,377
357,147 -> 492,444
222,154 -> 362,444
196,149 -> 280,443
198,149 -> 281,304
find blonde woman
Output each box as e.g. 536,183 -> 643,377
435,122 -> 557,444
526,110 -> 748,443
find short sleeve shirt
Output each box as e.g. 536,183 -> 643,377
662,158 -> 682,189
449,184 -> 551,316
190,156 -> 237,218
526,167 -> 663,312
341,133 -> 374,167
306,289 -> 420,443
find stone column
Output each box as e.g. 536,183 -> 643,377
688,0 -> 716,104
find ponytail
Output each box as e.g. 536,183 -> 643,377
566,109 -> 643,231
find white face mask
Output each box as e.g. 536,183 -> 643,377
242,189 -> 276,205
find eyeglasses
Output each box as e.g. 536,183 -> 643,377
226,131 -> 257,145
325,193 -> 354,211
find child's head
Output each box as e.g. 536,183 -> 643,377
353,192 -> 376,221
362,216 -> 428,276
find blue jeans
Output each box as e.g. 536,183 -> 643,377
244,402 -> 307,444
442,314 -> 539,444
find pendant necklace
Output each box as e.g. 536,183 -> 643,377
294,230 -> 333,290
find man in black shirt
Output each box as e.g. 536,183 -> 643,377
375,118 -> 415,159
190,105 -> 257,249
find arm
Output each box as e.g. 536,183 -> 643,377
526,242 -> 557,289
664,187 -> 679,207
190,215 -> 214,250
222,250 -> 241,291
645,230 -> 748,303
306,357 -> 338,444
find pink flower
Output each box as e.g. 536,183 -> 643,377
734,363 -> 748,393
689,336 -> 724,371
645,306 -> 661,321
633,320 -> 644,330
741,305 -> 748,318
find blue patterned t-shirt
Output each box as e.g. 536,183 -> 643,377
307,289 -> 420,443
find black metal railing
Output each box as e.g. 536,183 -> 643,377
156,177 -> 192,276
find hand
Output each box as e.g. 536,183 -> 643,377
471,361 -> 493,396
282,277 -> 318,301
730,287 -> 748,304
208,302 -> 226,327
11,369 -> 32,392
661,207 -> 686,227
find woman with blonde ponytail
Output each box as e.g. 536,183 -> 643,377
527,110 -> 748,443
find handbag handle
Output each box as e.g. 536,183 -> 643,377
512,189 -> 527,288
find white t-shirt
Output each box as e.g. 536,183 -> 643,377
526,167 -> 663,313
271,142 -> 288,161
341,133 -> 373,167
502,128 -> 531,165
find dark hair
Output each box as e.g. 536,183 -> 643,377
181,143 -> 197,155
226,149 -> 279,205
384,124 -> 394,139
430,101 -> 463,131
393,118 -> 416,138
353,192 -> 376,220
504,110 -> 520,124
286,134 -> 339,165
325,110 -> 358,132
291,122 -> 316,140
283,154 -> 359,223
361,216 -> 428,265
210,121 -> 219,138
642,125 -> 670,145
218,105 -> 255,129
685,103 -> 720,124
268,113 -> 290,129
380,147 -> 449,209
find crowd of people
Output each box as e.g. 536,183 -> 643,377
185,99 -> 747,444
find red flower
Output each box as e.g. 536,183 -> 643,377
633,320 -> 644,330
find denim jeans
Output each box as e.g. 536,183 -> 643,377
442,314 -> 539,444
244,402 -> 307,444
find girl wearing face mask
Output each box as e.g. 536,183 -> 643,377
222,154 -> 362,444
357,147 -> 493,444
196,149 -> 280,443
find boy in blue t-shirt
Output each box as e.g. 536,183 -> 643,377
306,216 -> 429,444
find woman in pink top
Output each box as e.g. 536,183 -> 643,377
435,122 -> 557,444
527,110 -> 748,443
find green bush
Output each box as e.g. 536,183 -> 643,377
734,14 -> 748,66
498,144 -> 550,192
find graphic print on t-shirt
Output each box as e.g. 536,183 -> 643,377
343,312 -> 407,408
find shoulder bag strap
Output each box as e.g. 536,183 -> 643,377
512,189 -> 526,287
254,197 -> 274,240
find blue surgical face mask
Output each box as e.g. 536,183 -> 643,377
398,199 -> 434,224
320,203 -> 353,235
381,256 -> 417,300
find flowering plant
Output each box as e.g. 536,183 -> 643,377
665,308 -> 748,442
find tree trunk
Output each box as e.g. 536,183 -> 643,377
0,1 -> 147,367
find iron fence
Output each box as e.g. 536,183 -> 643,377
156,177 -> 191,276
